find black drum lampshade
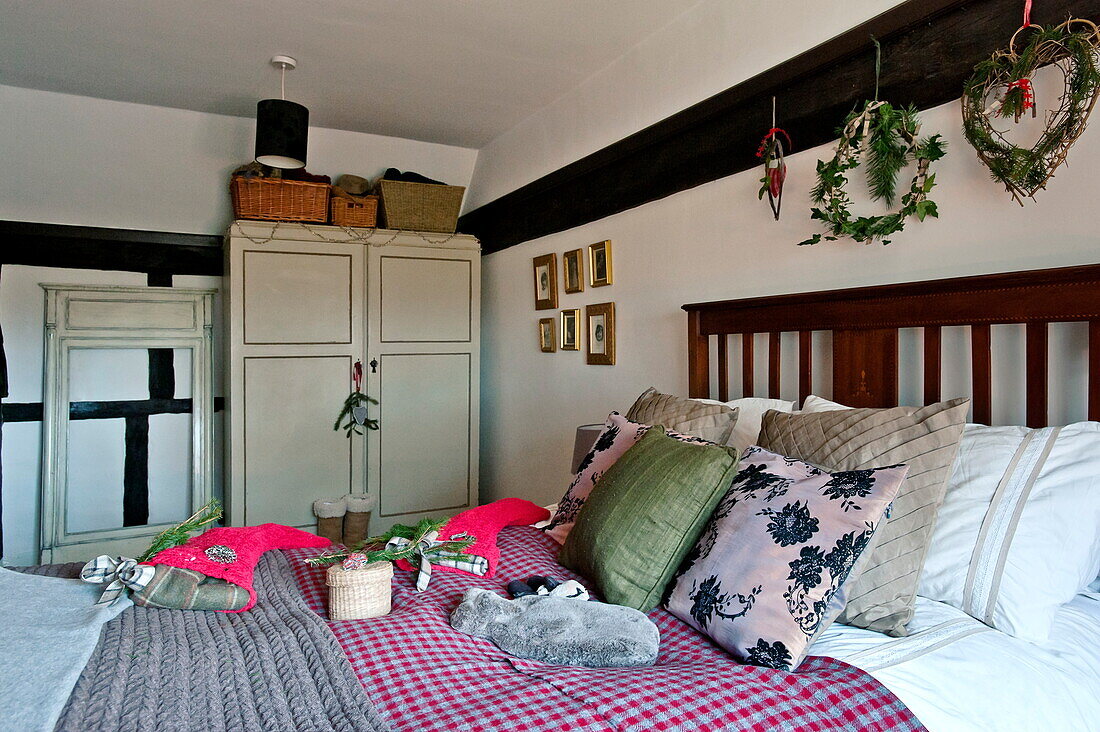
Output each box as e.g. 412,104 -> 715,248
255,99 -> 308,169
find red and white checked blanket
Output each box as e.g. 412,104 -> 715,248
286,526 -> 925,732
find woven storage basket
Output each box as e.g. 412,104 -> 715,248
231,177 -> 330,223
326,562 -> 394,620
330,193 -> 379,227
375,179 -> 465,233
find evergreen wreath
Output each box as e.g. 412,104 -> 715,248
801,101 -> 946,246
961,19 -> 1100,204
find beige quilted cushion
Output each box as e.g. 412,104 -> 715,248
757,399 -> 969,636
626,388 -> 738,445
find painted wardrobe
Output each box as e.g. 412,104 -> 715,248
225,222 -> 480,533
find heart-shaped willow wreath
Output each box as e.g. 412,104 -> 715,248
801,101 -> 946,246
962,19 -> 1100,204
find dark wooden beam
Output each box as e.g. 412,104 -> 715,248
2,397 -> 226,423
0,220 -> 222,276
459,0 -> 1100,254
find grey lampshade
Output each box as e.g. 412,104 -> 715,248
255,99 -> 308,169
571,423 -> 605,474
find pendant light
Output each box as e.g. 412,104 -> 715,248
255,55 -> 308,169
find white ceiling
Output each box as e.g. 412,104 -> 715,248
0,0 -> 686,148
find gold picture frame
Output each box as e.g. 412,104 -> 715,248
560,308 -> 580,351
533,253 -> 558,310
588,240 -> 613,287
585,302 -> 615,365
563,248 -> 585,293
538,318 -> 556,352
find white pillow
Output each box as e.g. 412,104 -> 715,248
800,394 -> 849,412
695,397 -> 795,453
799,394 -> 1100,642
918,422 -> 1100,642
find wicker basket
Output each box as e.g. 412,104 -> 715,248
230,177 -> 330,223
330,193 -> 379,227
326,562 -> 393,620
375,179 -> 465,233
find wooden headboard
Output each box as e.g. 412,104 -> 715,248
683,263 -> 1100,428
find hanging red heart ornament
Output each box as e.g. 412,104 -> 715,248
757,127 -> 791,220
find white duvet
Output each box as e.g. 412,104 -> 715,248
810,592 -> 1100,732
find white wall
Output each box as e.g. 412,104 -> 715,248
0,84 -> 478,234
475,8 -> 1100,508
466,0 -> 906,208
0,84 -> 478,564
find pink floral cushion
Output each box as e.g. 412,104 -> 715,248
665,447 -> 908,671
544,413 -> 713,544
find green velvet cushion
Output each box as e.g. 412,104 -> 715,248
559,426 -> 741,611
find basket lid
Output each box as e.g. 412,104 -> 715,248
326,561 -> 394,586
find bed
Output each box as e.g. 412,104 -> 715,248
13,263 -> 1100,731
681,261 -> 1100,730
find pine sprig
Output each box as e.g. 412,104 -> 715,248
304,517 -> 477,567
137,499 -> 222,562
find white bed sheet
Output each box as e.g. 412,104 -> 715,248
809,592 -> 1100,732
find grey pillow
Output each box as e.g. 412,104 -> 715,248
626,387 -> 738,445
757,399 -> 969,636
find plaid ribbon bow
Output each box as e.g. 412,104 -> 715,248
80,555 -> 156,605
385,530 -> 487,591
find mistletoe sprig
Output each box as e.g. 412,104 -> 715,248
801,101 -> 946,246
334,390 -> 380,437
304,517 -> 477,567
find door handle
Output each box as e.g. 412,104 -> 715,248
369,358 -> 378,373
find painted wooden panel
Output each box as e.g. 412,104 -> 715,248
380,256 -> 472,342
377,353 -> 471,517
243,250 -> 353,344
243,355 -> 353,527
67,297 -> 197,330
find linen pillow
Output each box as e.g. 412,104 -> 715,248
917,422 -> 1100,642
626,387 -> 739,445
543,412 -> 714,544
559,427 -> 740,611
757,399 -> 969,636
666,447 -> 907,671
696,397 -> 796,453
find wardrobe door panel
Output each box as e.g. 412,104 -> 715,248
377,352 -> 471,517
380,256 -> 472,342
243,355 -> 353,527
243,250 -> 353,345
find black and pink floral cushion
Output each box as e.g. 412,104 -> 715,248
665,446 -> 908,671
543,412 -> 712,544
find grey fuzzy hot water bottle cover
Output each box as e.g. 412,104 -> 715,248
450,587 -> 659,667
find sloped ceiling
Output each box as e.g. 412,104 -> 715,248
0,0 -> 686,147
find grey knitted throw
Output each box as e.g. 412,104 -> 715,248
22,553 -> 389,732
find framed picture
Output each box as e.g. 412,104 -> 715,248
585,302 -> 615,365
538,318 -> 556,352
560,308 -> 580,351
532,253 -> 558,310
563,248 -> 584,293
588,240 -> 613,287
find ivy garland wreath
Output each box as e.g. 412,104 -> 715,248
961,19 -> 1100,204
800,101 -> 946,246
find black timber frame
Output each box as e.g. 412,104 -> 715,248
457,0 -> 1100,253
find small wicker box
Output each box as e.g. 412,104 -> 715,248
230,177 -> 330,223
330,193 -> 379,227
326,562 -> 394,620
375,179 -> 466,233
